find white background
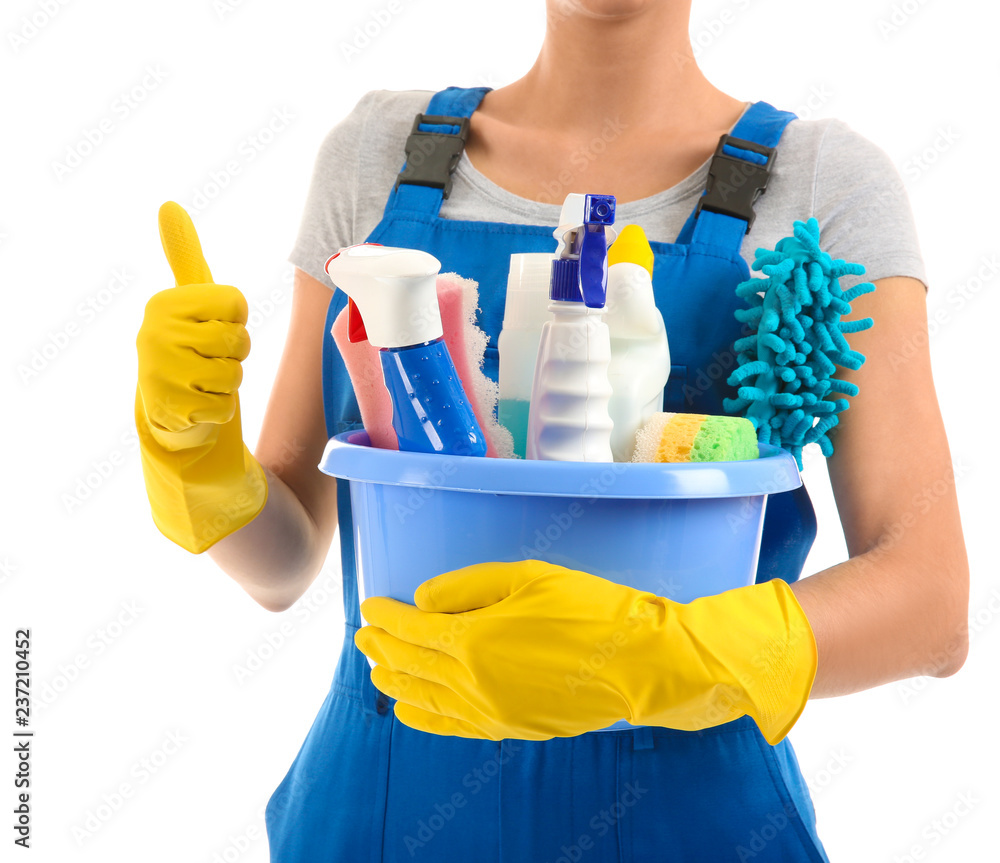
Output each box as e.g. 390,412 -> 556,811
2,0 -> 997,860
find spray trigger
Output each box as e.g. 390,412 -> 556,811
325,248 -> 372,342
348,299 -> 368,343
579,194 -> 615,309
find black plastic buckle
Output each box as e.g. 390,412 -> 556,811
394,113 -> 471,199
695,134 -> 777,232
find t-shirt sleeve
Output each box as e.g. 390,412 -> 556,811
287,91 -> 379,290
812,119 -> 928,292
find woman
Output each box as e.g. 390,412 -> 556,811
135,1 -> 969,859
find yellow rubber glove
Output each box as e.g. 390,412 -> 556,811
355,560 -> 817,744
135,202 -> 267,553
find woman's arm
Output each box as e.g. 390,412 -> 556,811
207,267 -> 340,612
790,275 -> 970,697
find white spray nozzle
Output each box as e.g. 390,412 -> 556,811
325,244 -> 443,348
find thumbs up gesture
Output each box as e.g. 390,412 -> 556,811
134,202 -> 267,553
137,202 -> 252,449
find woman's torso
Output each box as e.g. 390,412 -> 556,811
265,86 -> 831,863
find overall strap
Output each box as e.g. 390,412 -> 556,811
388,86 -> 491,216
678,101 -> 798,251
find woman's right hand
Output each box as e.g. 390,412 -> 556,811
136,202 -> 252,450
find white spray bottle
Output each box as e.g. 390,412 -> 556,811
604,224 -> 670,461
526,194 -> 616,462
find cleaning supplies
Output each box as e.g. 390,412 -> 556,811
135,201 -> 268,554
526,194 -> 616,462
330,271 -> 513,457
725,217 -> 876,469
631,412 -> 759,463
325,244 -> 487,458
604,225 -> 670,462
497,253 -> 556,458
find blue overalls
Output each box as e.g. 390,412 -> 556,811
265,87 -> 828,863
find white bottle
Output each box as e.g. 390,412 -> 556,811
527,303 -> 614,462
604,224 -> 670,462
526,193 -> 616,462
498,253 -> 556,459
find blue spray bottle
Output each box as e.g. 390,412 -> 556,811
325,243 -> 488,458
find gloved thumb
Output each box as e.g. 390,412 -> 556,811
159,201 -> 214,286
413,560 -> 551,613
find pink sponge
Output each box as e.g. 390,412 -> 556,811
331,272 -> 514,458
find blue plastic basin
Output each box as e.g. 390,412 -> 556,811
319,429 -> 801,732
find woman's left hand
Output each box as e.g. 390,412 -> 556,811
354,560 -> 817,742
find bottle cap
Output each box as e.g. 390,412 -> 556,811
325,244 -> 443,348
608,224 -> 654,278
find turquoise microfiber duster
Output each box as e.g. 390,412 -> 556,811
724,217 -> 876,470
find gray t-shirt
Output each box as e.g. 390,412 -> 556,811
289,89 -> 927,296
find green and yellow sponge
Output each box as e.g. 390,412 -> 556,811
631,413 -> 759,463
